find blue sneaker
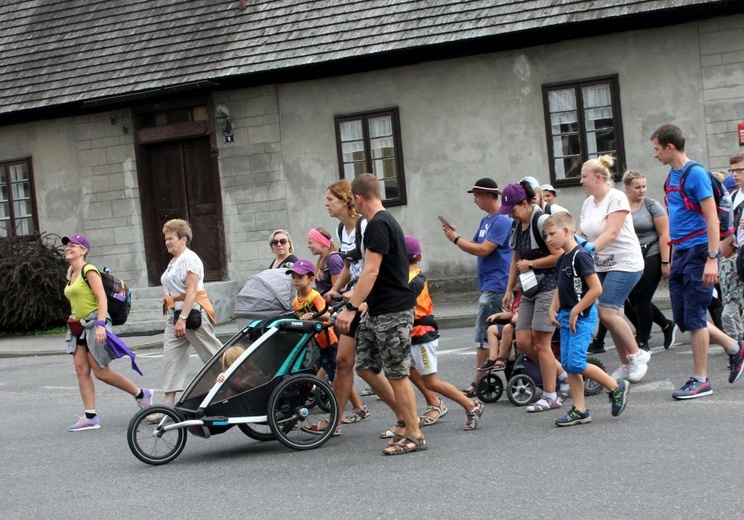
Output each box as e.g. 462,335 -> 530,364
555,406 -> 591,427
136,388 -> 154,409
609,380 -> 630,417
68,415 -> 101,432
728,342 -> 744,384
672,378 -> 712,400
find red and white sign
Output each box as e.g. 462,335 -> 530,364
739,123 -> 744,146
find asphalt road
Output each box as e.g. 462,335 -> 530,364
1,326 -> 741,520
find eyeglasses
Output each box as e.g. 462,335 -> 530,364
729,168 -> 744,175
271,238 -> 289,246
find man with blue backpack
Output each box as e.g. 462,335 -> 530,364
651,123 -> 744,399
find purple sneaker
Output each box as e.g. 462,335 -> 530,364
728,342 -> 744,384
68,415 -> 101,432
672,378 -> 712,400
136,389 -> 154,409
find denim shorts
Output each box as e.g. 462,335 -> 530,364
668,244 -> 714,332
475,291 -> 504,348
597,270 -> 643,310
558,306 -> 599,375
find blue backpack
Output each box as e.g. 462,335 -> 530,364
663,161 -> 733,245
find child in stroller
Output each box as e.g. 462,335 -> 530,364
127,308 -> 342,466
476,290 -> 606,406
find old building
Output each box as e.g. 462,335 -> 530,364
1,0 -> 743,331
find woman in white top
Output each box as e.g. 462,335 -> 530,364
303,180 -> 369,433
159,219 -> 222,408
578,156 -> 650,383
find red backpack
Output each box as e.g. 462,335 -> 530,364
663,161 -> 733,245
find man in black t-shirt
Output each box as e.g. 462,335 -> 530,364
336,173 -> 423,455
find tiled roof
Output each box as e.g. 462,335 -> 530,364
0,0 -> 737,116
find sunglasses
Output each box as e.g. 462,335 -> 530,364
271,238 -> 289,246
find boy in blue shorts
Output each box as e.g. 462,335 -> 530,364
544,212 -> 629,426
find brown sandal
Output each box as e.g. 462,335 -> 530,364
382,434 -> 428,455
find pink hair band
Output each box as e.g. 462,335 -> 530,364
308,228 -> 331,248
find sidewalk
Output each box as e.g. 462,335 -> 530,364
0,301 -> 480,358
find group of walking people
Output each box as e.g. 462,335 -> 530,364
62,123 -> 744,446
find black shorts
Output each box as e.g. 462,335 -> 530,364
339,311 -> 362,339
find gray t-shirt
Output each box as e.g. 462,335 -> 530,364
632,197 -> 666,257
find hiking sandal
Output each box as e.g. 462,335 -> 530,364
341,407 -> 371,424
380,420 -> 405,439
419,401 -> 448,427
382,434 -> 428,455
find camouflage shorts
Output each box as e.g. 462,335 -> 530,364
355,309 -> 414,380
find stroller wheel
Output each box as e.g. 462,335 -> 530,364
584,357 -> 607,396
476,373 -> 504,403
267,374 -> 340,451
127,405 -> 187,466
506,374 -> 538,407
238,423 -> 275,442
315,385 -> 332,413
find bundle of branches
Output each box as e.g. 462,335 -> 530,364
0,232 -> 69,332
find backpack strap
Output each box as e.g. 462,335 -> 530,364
354,216 -> 365,257
666,161 -> 709,245
336,222 -> 344,245
532,210 -> 550,255
80,263 -> 100,286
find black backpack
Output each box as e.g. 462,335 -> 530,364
336,217 -> 365,262
82,264 -> 132,326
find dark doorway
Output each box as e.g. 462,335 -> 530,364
134,101 -> 226,285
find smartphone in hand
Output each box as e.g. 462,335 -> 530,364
438,215 -> 454,229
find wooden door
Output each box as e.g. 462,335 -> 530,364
140,137 -> 225,284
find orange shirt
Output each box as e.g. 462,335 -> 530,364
293,289 -> 338,348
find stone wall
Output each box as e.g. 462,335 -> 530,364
700,16 -> 744,170
213,85 -> 290,283
73,110 -> 145,286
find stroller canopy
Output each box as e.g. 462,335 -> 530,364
234,268 -> 296,319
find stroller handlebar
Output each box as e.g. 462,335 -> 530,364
275,301 -> 347,333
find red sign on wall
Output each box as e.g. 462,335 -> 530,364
739,123 -> 744,146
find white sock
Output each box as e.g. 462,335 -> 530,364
543,391 -> 557,401
726,343 -> 740,356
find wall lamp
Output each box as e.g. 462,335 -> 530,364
215,109 -> 234,143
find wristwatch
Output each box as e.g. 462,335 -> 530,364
345,302 -> 359,312
179,314 -> 188,321
528,262 -> 534,270
707,251 -> 718,259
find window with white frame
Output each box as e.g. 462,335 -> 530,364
0,158 -> 38,237
543,75 -> 625,185
335,108 -> 407,206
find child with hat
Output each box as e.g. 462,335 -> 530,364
405,235 -> 484,431
287,259 -> 339,385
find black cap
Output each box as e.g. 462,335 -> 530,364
467,177 -> 500,195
